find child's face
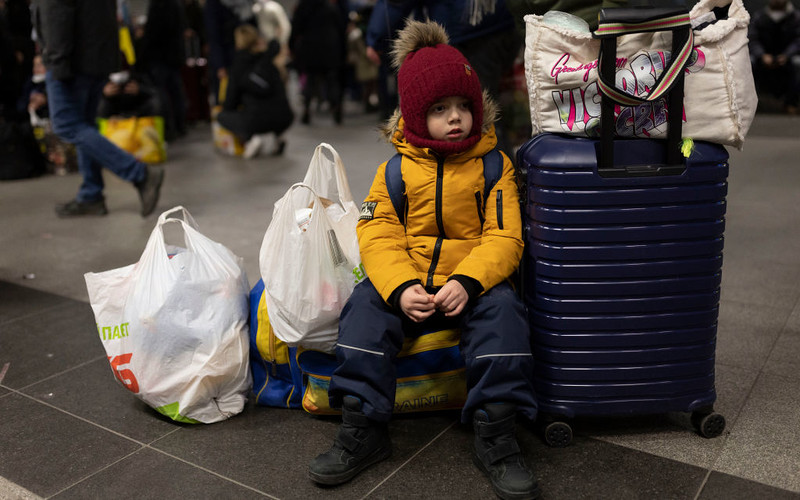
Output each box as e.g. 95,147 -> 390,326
426,96 -> 473,143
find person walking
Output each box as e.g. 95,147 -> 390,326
32,0 -> 164,217
138,0 -> 189,140
290,0 -> 347,125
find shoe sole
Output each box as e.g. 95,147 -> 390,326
308,446 -> 392,486
472,453 -> 541,500
141,167 -> 165,217
56,210 -> 108,218
55,201 -> 108,218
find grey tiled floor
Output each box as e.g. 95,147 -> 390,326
1,101 -> 799,499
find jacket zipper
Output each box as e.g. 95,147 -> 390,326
475,192 -> 485,226
496,190 -> 504,230
426,157 -> 446,288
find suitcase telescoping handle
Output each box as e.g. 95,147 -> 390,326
594,7 -> 693,177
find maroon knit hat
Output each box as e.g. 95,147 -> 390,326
393,22 -> 484,155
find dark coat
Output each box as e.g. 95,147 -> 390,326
203,0 -> 243,72
365,0 -> 515,52
32,0 -> 120,80
139,0 -> 188,70
221,43 -> 294,136
289,0 -> 346,73
749,7 -> 800,59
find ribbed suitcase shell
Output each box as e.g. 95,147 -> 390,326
518,133 -> 728,420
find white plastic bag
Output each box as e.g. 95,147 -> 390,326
259,143 -> 363,353
300,142 -> 361,257
84,206 -> 252,424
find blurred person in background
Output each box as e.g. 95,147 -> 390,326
217,23 -> 294,158
204,0 -> 256,104
138,0 -> 189,140
96,69 -> 161,119
749,0 -> 800,114
290,0 -> 347,125
0,0 -> 35,122
32,0 -> 164,217
346,9 -> 379,114
252,0 -> 292,81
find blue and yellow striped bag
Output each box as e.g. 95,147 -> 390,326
249,279 -> 467,414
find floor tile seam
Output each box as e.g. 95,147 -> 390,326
755,293 -> 800,378
692,470 -> 714,500
44,447 -> 147,499
15,355 -> 107,393
699,306 -> 799,486
141,445 -> 278,498
360,419 -> 459,499
0,475 -> 44,500
0,299 -> 80,327
588,429 -> 733,476
11,389 -> 148,447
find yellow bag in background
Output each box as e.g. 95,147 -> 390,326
98,116 -> 166,164
212,77 -> 244,156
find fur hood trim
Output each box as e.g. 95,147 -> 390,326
389,20 -> 449,69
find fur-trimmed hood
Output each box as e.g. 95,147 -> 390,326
378,90 -> 500,143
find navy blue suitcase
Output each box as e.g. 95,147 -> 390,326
517,132 -> 728,446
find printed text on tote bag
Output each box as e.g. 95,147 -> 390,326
549,49 -> 706,137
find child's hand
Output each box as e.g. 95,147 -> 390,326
103,82 -> 121,97
434,281 -> 468,317
400,284 -> 435,323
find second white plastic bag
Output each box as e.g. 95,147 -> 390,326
259,144 -> 363,352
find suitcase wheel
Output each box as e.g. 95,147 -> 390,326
692,411 -> 726,438
543,421 -> 573,447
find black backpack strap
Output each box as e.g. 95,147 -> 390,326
385,149 -> 504,223
481,149 -> 504,204
384,153 -> 405,224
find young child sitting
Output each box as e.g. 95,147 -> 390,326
308,20 -> 540,500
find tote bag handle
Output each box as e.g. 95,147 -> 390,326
595,7 -> 691,174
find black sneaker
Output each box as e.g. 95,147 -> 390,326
473,404 -> 540,500
271,139 -> 286,156
135,165 -> 164,217
55,198 -> 108,217
308,396 -> 392,485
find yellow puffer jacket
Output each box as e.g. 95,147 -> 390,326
358,102 -> 523,303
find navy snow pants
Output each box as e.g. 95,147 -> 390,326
329,279 -> 537,424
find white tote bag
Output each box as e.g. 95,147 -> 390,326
259,144 -> 362,353
84,206 -> 252,424
524,0 -> 757,149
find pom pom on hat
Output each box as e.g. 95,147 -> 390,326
391,20 -> 483,154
